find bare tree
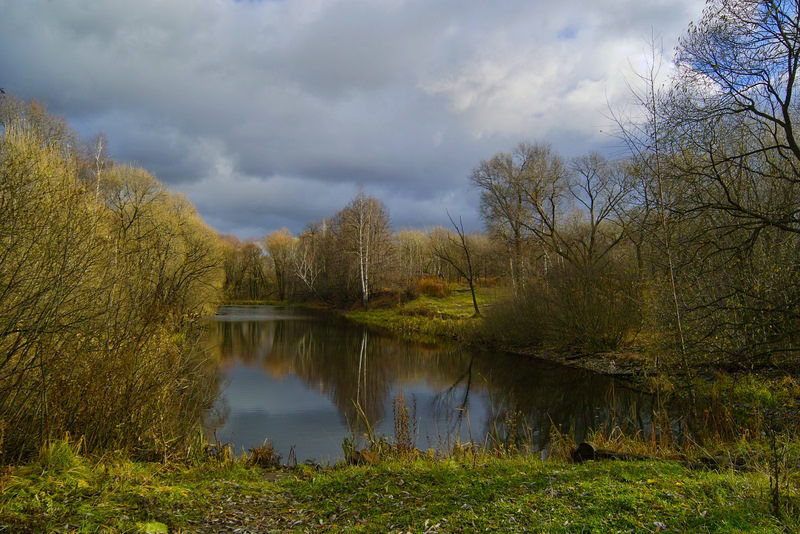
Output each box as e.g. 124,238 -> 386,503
514,142 -> 569,267
292,221 -> 326,295
470,142 -> 536,290
674,0 -> 800,236
395,229 -> 430,281
430,213 -> 481,317
563,153 -> 635,270
612,34 -> 693,373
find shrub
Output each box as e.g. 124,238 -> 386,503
0,97 -> 224,462
416,276 -> 449,298
546,262 -> 642,351
480,260 -> 642,352
479,281 -> 550,348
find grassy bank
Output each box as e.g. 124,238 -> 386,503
345,286 -> 502,344
2,440 -> 797,533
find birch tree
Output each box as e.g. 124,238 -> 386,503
335,189 -> 392,307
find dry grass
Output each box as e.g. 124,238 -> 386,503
247,439 -> 283,469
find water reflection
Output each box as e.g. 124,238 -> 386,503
205,306 -> 653,463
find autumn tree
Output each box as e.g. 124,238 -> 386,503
396,229 -> 431,281
221,237 -> 271,301
334,189 -> 393,307
100,164 -> 223,319
473,142 -> 641,350
0,94 -> 224,460
0,121 -> 103,449
292,221 -> 326,296
472,142 -> 635,278
264,228 -> 295,301
470,142 -> 538,289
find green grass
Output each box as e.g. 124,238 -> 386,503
291,458 -> 794,533
2,449 -> 796,533
400,286 -> 501,317
346,285 -> 503,343
0,447 -> 268,533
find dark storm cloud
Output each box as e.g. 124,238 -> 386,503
0,0 -> 705,238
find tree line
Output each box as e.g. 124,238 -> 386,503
221,186 -> 511,310
222,143 -> 641,350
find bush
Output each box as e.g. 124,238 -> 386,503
0,96 -> 224,462
416,276 -> 449,298
480,260 -> 642,352
479,279 -> 550,348
547,262 -> 642,351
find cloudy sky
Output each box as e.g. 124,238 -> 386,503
1,0 -> 706,239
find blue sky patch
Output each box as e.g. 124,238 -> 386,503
557,26 -> 579,40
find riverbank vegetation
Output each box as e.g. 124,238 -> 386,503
1,435 -> 797,533
0,95 -> 224,463
344,282 -> 502,344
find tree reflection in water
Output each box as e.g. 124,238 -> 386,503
205,306 -> 654,462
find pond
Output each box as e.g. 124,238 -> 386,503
204,305 -> 654,464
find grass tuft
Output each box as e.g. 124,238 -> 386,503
247,439 -> 283,469
37,434 -> 84,474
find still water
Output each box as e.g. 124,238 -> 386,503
204,305 -> 653,464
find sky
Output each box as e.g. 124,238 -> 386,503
0,0 -> 707,239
